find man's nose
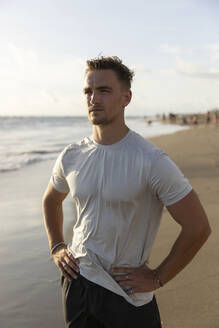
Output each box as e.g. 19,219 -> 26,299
90,92 -> 100,104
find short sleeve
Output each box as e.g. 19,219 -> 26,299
50,152 -> 70,194
150,153 -> 192,206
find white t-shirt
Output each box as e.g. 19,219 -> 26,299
51,130 -> 192,306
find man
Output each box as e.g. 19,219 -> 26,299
42,56 -> 211,328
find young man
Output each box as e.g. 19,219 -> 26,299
42,56 -> 211,328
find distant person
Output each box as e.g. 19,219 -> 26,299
192,115 -> 198,125
162,113 -> 166,122
205,111 -> 211,125
181,116 -> 188,125
42,56 -> 211,328
169,113 -> 177,123
213,110 -> 218,126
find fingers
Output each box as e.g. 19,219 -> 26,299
112,272 -> 135,294
117,279 -> 134,287
62,250 -> 80,280
64,252 -> 80,273
126,286 -> 147,295
126,287 -> 137,296
111,264 -> 148,274
60,262 -> 75,281
67,250 -> 80,264
54,248 -> 80,281
111,266 -> 155,295
111,267 -> 133,274
60,260 -> 78,280
113,274 -> 132,282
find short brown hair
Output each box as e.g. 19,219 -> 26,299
85,56 -> 134,90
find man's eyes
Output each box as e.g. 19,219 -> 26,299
84,89 -> 110,94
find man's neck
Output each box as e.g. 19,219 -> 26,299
92,123 -> 129,145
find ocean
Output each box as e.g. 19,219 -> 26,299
0,116 -> 188,173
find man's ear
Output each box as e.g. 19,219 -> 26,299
123,90 -> 132,107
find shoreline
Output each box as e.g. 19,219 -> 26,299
0,117 -> 189,175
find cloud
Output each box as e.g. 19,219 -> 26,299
159,43 -> 219,79
8,43 -> 39,71
160,44 -> 194,56
205,44 -> 219,62
176,58 -> 219,79
1,42 -> 219,116
0,43 -> 86,115
160,44 -> 182,55
160,43 -> 219,62
206,44 -> 219,53
132,64 -> 152,74
41,89 -> 60,104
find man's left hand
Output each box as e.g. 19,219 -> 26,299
111,264 -> 158,295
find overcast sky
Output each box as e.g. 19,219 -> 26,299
1,0 -> 219,116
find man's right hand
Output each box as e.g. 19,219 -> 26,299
52,245 -> 80,280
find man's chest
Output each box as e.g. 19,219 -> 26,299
65,151 -> 147,202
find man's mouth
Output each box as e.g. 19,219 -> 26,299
89,108 -> 103,113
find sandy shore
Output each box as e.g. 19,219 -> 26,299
149,125 -> 219,328
1,125 -> 218,328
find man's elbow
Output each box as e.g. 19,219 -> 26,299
202,221 -> 211,240
183,216 -> 211,248
195,220 -> 211,246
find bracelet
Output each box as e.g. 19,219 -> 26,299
51,242 -> 66,254
153,270 -> 164,287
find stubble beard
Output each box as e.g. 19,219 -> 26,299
88,111 -> 111,126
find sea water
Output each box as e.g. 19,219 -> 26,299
0,116 -> 188,173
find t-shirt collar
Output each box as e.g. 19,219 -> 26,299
90,129 -> 132,149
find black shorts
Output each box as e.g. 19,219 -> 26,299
61,274 -> 162,328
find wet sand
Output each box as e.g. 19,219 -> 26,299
0,160 -> 77,327
1,125 -> 218,327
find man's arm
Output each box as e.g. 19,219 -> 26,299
42,182 -> 80,280
111,190 -> 211,293
155,189 -> 211,285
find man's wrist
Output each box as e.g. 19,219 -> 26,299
153,269 -> 164,288
51,241 -> 66,254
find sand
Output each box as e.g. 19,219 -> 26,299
0,125 -> 218,328
149,125 -> 219,328
0,161 -> 64,327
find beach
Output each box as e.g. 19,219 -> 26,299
1,124 -> 218,328
150,124 -> 219,328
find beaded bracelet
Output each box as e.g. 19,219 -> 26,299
153,269 -> 164,287
51,241 -> 66,254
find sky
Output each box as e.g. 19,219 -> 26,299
1,0 -> 219,117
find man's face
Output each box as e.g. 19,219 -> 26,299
83,69 -> 131,126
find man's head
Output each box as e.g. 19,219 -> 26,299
84,56 -> 134,126
85,56 -> 134,91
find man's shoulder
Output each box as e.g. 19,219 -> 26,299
129,130 -> 163,158
60,136 -> 93,159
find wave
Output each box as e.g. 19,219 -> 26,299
0,150 -> 59,173
19,149 -> 61,155
0,117 -> 189,174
